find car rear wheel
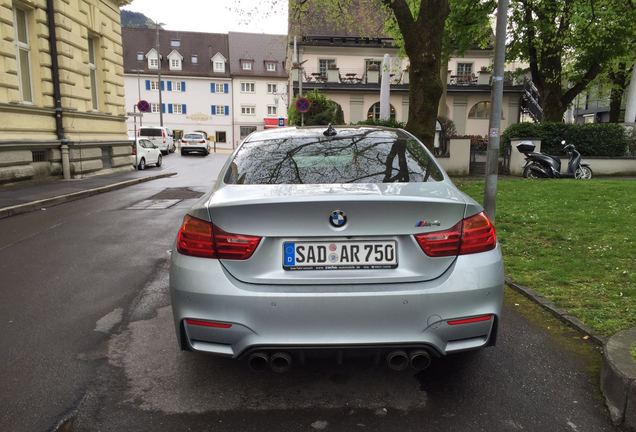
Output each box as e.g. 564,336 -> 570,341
156,154 -> 162,167
138,158 -> 146,170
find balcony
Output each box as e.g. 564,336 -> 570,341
294,67 -> 409,86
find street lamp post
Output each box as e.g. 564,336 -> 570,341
155,21 -> 164,127
130,68 -> 144,126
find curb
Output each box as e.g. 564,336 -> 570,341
505,277 -> 606,346
0,172 -> 177,220
601,328 -> 636,429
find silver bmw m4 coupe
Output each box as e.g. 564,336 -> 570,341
169,126 -> 504,372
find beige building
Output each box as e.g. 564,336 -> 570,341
0,0 -> 132,184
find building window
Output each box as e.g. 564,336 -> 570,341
151,103 -> 161,113
240,126 -> 257,139
266,62 -> 276,72
241,60 -> 253,71
149,57 -> 159,69
150,80 -> 159,90
241,106 -> 256,115
214,61 -> 225,72
267,105 -> 277,116
213,105 -> 226,115
13,6 -> 32,103
267,83 -> 277,94
170,39 -> 180,48
136,51 -> 144,61
174,81 -> 182,91
191,55 -> 198,64
215,131 -> 226,143
172,104 -> 183,114
319,59 -> 336,77
468,101 -> 490,119
457,63 -> 473,77
170,58 -> 181,70
240,82 -> 255,93
88,36 -> 99,110
367,102 -> 395,121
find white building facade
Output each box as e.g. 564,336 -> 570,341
122,28 -> 235,147
228,33 -> 289,144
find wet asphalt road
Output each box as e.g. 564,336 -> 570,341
0,153 -> 617,432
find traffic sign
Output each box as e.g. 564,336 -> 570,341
137,100 -> 150,113
278,117 -> 285,127
296,97 -> 311,113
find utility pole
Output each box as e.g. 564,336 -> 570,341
483,0 -> 509,223
156,21 -> 164,127
131,68 -> 144,126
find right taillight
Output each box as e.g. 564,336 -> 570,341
176,215 -> 261,260
414,212 -> 496,257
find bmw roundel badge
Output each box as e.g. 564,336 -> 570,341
329,210 -> 347,228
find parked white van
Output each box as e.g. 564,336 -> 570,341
138,126 -> 176,155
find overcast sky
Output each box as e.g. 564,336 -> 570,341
122,0 -> 288,34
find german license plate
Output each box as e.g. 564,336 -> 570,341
283,241 -> 397,271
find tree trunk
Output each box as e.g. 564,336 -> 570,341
395,0 -> 449,149
609,63 -> 627,123
539,81 -> 567,122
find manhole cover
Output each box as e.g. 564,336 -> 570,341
127,199 -> 181,210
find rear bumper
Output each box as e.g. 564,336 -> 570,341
181,145 -> 208,152
169,246 -> 504,358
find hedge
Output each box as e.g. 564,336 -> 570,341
502,122 -> 630,157
355,118 -> 406,128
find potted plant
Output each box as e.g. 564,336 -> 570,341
478,65 -> 492,85
367,63 -> 380,84
327,63 -> 340,82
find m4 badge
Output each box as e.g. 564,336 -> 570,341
415,219 -> 441,227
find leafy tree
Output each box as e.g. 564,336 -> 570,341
288,0 -> 493,149
507,0 -> 636,122
288,90 -> 345,126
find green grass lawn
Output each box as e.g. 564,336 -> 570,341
454,178 -> 636,336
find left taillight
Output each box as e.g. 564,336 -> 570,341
176,214 -> 261,260
414,212 -> 496,257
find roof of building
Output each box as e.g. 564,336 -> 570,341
227,32 -> 288,78
122,27 -> 230,78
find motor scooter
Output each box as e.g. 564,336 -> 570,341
517,140 -> 593,179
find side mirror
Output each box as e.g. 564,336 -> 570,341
561,140 -> 566,145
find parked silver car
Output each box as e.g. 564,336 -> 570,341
169,126 -> 504,372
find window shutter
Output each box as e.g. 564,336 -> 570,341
211,105 -> 216,115
167,81 -> 172,91
181,81 -> 186,91
223,83 -> 229,93
225,105 -> 229,116
161,103 -> 165,113
145,80 -> 150,90
210,83 -> 215,93
160,80 -> 165,91
182,104 -> 187,114
168,104 -> 173,114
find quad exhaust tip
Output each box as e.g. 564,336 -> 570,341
387,350 -> 432,371
270,352 -> 293,373
247,352 -> 269,372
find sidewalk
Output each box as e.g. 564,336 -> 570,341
0,168 -> 176,219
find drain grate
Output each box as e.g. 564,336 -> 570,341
146,187 -> 205,200
127,199 -> 182,210
126,188 -> 206,210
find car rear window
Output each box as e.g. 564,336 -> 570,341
224,132 -> 444,184
139,128 -> 162,137
184,133 -> 203,139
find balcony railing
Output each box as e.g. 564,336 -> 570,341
297,68 -> 408,85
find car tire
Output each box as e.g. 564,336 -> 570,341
156,154 -> 162,167
181,150 -> 186,156
138,158 -> 146,170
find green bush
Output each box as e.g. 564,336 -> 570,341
502,122 -> 630,156
355,118 -> 406,128
288,90 -> 344,126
